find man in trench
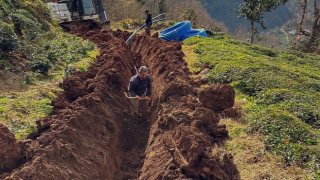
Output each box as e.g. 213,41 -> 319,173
128,66 -> 152,119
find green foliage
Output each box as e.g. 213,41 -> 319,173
152,20 -> 176,30
238,0 -> 288,28
31,60 -> 51,75
72,49 -> 99,75
0,0 -> 17,13
40,33 -> 95,63
0,86 -> 60,139
237,0 -> 289,43
248,107 -> 319,162
0,21 -> 18,51
0,47 -> 98,138
17,32 -> 95,75
0,0 -> 53,70
121,20 -> 129,29
18,0 -> 51,22
198,0 -> 293,32
184,35 -> 320,176
65,64 -> 73,77
78,64 -> 87,72
10,9 -> 40,40
0,0 -> 98,141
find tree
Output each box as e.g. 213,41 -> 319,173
238,0 -> 288,44
297,0 -> 308,35
163,0 -> 228,32
143,0 -> 166,17
158,0 -> 166,14
103,0 -> 143,20
294,0 -> 320,53
233,24 -> 248,41
179,7 -> 199,27
308,0 -> 320,52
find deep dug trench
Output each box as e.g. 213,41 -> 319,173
0,27 -> 240,180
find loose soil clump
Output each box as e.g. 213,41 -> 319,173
0,26 -> 240,180
199,85 -> 235,112
0,124 -> 23,175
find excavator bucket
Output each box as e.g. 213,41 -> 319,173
59,19 -> 101,32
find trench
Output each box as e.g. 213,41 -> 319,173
1,27 -> 240,180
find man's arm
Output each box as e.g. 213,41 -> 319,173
146,75 -> 152,96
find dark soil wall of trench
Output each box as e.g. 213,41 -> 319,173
129,34 -> 240,180
1,30 -> 137,180
0,28 -> 240,180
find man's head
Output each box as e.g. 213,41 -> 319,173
144,9 -> 149,15
138,66 -> 148,79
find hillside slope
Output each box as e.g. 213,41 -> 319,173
1,0 -> 318,179
0,0 -> 95,79
0,0 -> 98,139
0,26 -> 241,179
183,33 -> 320,178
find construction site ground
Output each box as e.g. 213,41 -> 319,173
0,25 -> 240,180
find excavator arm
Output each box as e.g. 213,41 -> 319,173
95,0 -> 110,29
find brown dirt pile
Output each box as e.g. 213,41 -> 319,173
0,26 -> 240,180
129,35 -> 240,179
0,124 -> 23,175
2,30 -> 136,180
199,85 -> 235,112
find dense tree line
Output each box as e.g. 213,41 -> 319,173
199,0 -> 292,32
103,0 -> 228,32
237,0 -> 288,44
40,0 -> 320,52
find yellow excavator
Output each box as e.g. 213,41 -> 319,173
47,0 -> 110,31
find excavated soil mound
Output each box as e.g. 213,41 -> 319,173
0,27 -> 240,180
0,124 -> 23,174
128,35 -> 239,179
199,85 -> 235,112
4,30 -> 135,180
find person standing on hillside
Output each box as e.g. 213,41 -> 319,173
144,9 -> 152,36
128,66 -> 152,119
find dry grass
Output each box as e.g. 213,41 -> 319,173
182,45 -> 200,72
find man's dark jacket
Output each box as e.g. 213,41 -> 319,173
145,13 -> 152,27
128,74 -> 152,97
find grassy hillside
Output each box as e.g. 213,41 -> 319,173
0,0 -> 96,72
0,0 -> 98,139
1,0 -> 318,178
183,34 -> 320,178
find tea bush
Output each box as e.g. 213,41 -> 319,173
0,21 -> 18,51
0,0 -> 95,75
0,0 -> 97,139
184,34 -> 320,177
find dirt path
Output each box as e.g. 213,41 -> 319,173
0,26 -> 240,180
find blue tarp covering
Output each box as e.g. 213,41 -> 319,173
179,29 -> 207,41
159,21 -> 191,41
160,21 -> 207,41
